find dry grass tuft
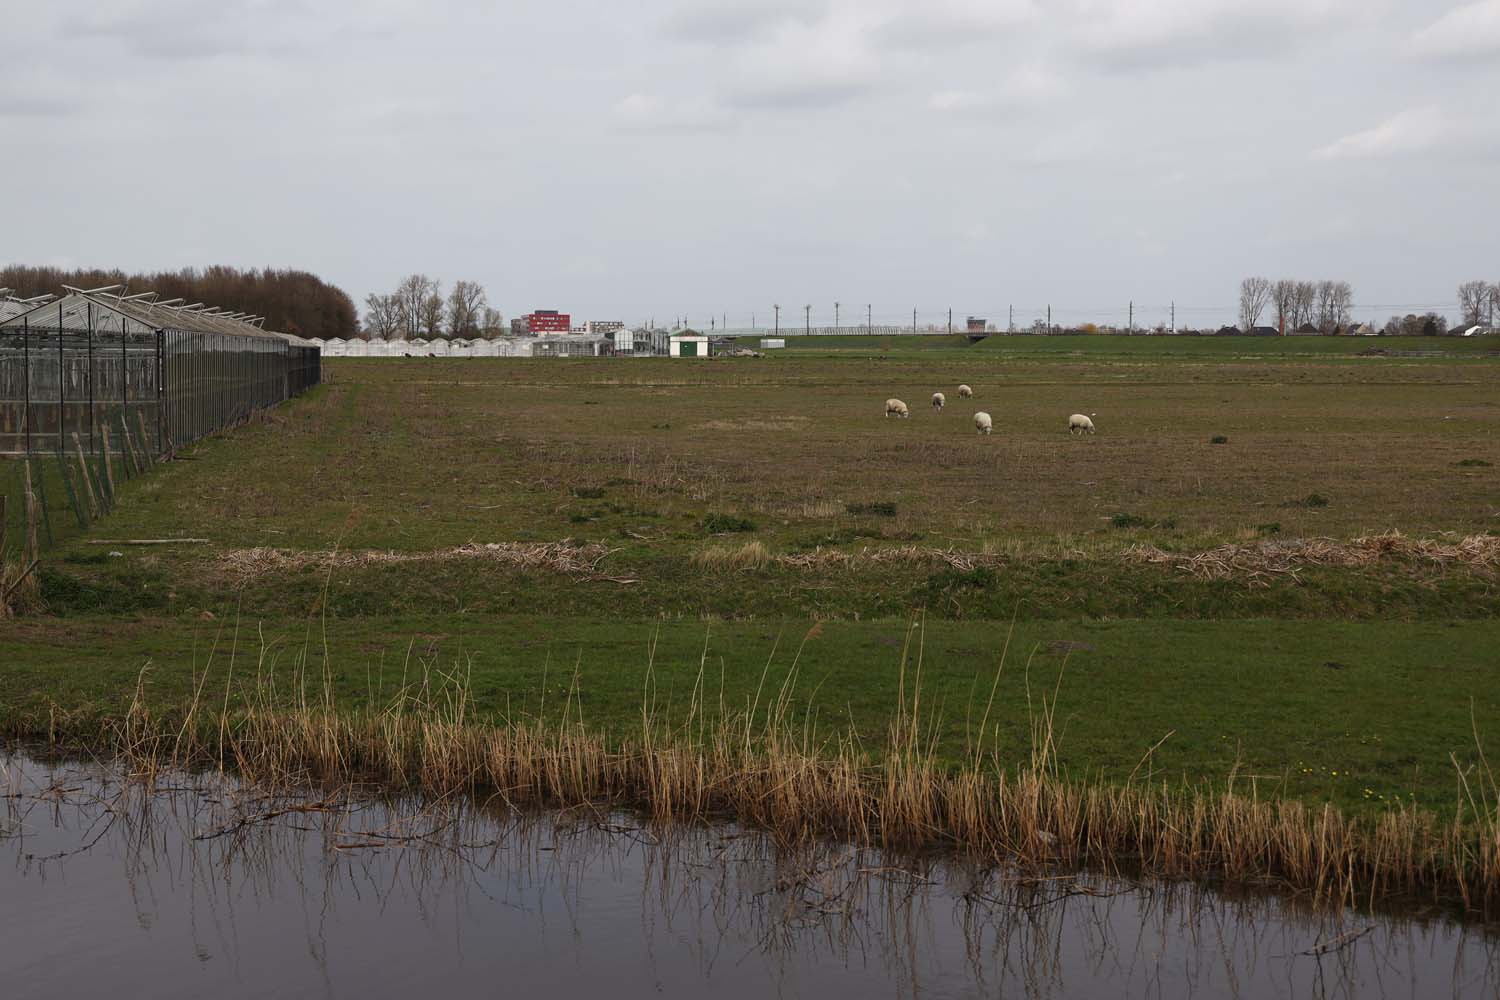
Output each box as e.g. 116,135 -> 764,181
1124,532 -> 1500,585
694,540 -> 772,571
220,541 -> 614,579
776,546 -> 1003,572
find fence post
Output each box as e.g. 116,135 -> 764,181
100,423 -> 117,504
57,308 -> 65,455
71,432 -> 99,519
156,329 -> 165,455
87,303 -> 96,455
20,459 -> 40,602
22,319 -> 31,457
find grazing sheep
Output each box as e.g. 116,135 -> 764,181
974,411 -> 992,435
931,392 -> 946,411
957,384 -> 973,398
885,398 -> 910,419
1068,413 -> 1096,435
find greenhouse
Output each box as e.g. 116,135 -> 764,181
0,285 -> 320,456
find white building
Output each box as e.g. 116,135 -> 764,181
669,334 -> 710,357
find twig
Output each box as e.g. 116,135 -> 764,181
1301,925 -> 1376,956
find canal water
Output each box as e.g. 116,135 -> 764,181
1,748 -> 1495,998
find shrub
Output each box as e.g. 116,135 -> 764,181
1210,435 -> 1229,445
572,486 -> 606,499
702,513 -> 757,534
1282,493 -> 1331,509
846,501 -> 898,517
1456,458 -> 1492,468
1256,522 -> 1282,536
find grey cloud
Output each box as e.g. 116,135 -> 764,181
1411,0 -> 1500,58
0,0 -> 1493,327
663,0 -> 829,42
720,79 -> 871,110
869,0 -> 1038,49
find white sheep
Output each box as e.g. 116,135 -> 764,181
931,392 -> 946,411
974,411 -> 992,435
885,398 -> 910,419
1068,413 -> 1096,435
957,384 -> 973,398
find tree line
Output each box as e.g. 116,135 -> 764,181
0,264 -> 357,339
361,274 -> 505,340
1237,277 -> 1354,334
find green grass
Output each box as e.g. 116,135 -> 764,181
5,344 -> 1500,821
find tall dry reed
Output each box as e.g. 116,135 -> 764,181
63,619 -> 1500,918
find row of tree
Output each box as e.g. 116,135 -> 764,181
361,275 -> 504,340
1457,281 -> 1500,327
1237,277 -> 1354,334
0,265 -> 358,339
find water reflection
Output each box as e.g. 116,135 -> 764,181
2,749 -> 1495,998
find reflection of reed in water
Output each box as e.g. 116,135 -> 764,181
3,750 -> 1495,998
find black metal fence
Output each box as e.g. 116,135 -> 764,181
0,322 -> 321,457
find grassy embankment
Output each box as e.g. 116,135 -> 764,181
3,343 -> 1499,898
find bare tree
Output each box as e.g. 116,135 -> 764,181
1291,281 -> 1317,330
1458,280 -> 1491,326
419,289 -> 445,338
1315,280 -> 1354,332
394,274 -> 440,338
1238,277 -> 1271,332
363,293 -> 401,340
479,306 -> 505,338
1272,279 -> 1297,334
446,280 -> 487,339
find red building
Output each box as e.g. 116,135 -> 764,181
525,309 -> 571,333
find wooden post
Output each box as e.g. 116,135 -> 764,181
57,453 -> 88,529
117,411 -> 139,479
136,411 -> 156,468
72,432 -> 99,519
100,424 -> 118,507
20,459 -> 40,601
0,494 -> 8,618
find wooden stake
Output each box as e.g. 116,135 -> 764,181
0,494 -> 9,618
20,459 -> 40,600
56,453 -> 89,530
100,424 -> 117,506
72,432 -> 99,519
136,411 -> 156,468
117,411 -> 139,479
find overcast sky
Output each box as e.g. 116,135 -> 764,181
4,0 -> 1497,328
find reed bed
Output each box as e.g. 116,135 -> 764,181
46,622 -> 1500,920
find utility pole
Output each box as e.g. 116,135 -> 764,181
912,307 -> 917,335
1008,304 -> 1013,332
947,307 -> 952,335
804,304 -> 810,336
1171,301 -> 1175,334
835,301 -> 840,331
867,304 -> 872,336
1047,305 -> 1051,333
1129,300 -> 1133,334
774,304 -> 780,336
